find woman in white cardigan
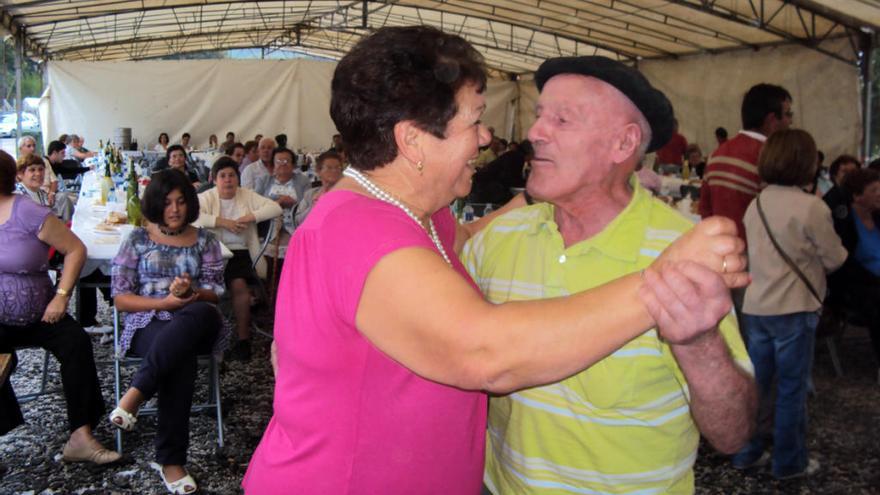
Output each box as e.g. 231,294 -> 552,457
195,156 -> 282,361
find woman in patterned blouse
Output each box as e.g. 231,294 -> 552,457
110,170 -> 225,494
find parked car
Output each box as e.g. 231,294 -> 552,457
0,112 -> 40,137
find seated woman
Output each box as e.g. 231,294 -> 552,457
165,145 -> 201,188
15,155 -> 74,222
0,149 -> 119,465
18,135 -> 59,198
829,167 -> 880,381
206,134 -> 219,152
154,132 -> 170,153
293,150 -> 343,228
264,147 -> 301,270
195,157 -> 282,361
110,170 -> 225,494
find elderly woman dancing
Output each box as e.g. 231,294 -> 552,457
243,26 -> 748,494
0,150 -> 119,465
110,170 -> 225,494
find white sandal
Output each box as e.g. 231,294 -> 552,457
150,462 -> 198,494
109,406 -> 137,432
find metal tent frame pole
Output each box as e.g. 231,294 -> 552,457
14,28 -> 22,151
861,31 -> 875,161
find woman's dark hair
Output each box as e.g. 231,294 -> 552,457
142,169 -> 200,226
272,147 -> 296,165
166,144 -> 186,161
842,167 -> 879,197
316,150 -> 342,171
243,140 -> 258,154
224,142 -> 244,156
829,154 -> 860,183
158,132 -> 169,144
741,84 -> 792,130
211,156 -> 241,181
757,129 -> 817,186
0,150 -> 16,194
330,25 -> 486,171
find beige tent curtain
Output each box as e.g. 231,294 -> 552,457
46,59 -> 519,153
640,38 -> 860,162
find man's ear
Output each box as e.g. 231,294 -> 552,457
393,120 -> 426,165
610,122 -> 642,163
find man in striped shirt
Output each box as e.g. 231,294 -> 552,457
700,84 -> 793,242
463,57 -> 757,494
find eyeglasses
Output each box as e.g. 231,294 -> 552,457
274,158 -> 291,165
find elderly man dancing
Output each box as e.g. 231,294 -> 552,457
465,57 -> 757,494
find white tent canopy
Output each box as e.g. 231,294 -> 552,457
3,1 -> 878,158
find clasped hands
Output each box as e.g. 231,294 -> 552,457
164,273 -> 197,310
218,214 -> 255,234
640,216 -> 748,346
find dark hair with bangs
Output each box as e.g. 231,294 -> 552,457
330,25 -> 487,171
142,169 -> 200,226
842,167 -> 880,197
272,147 -> 296,165
211,156 -> 241,181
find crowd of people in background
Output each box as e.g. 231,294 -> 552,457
1,23 -> 879,495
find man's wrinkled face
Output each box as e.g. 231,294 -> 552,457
526,74 -> 638,204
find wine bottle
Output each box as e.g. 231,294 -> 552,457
126,160 -> 143,226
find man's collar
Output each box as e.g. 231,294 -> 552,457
738,130 -> 767,142
530,176 -> 650,262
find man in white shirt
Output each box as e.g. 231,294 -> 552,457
241,137 -> 276,195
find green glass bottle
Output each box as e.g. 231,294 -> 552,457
100,157 -> 113,205
126,161 -> 142,226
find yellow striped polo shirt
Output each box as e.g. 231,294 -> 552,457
461,180 -> 752,495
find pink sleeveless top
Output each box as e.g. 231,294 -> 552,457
243,190 -> 487,494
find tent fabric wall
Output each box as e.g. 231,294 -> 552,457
46,59 -> 518,153
640,37 -> 860,163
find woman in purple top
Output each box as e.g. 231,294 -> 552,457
0,150 -> 119,465
244,26 -> 748,494
110,170 -> 225,494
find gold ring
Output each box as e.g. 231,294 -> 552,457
722,258 -> 728,273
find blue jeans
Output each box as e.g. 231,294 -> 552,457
732,312 -> 818,478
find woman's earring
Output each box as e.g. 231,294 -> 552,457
416,160 -> 424,175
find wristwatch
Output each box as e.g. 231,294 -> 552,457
56,287 -> 71,298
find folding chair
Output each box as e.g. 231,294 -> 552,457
13,348 -> 55,403
112,308 -> 224,454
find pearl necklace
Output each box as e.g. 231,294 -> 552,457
344,167 -> 452,267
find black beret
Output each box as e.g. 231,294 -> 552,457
535,56 -> 674,153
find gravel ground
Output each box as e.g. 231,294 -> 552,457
1,297 -> 878,494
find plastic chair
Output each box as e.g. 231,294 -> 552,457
112,308 -> 224,454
